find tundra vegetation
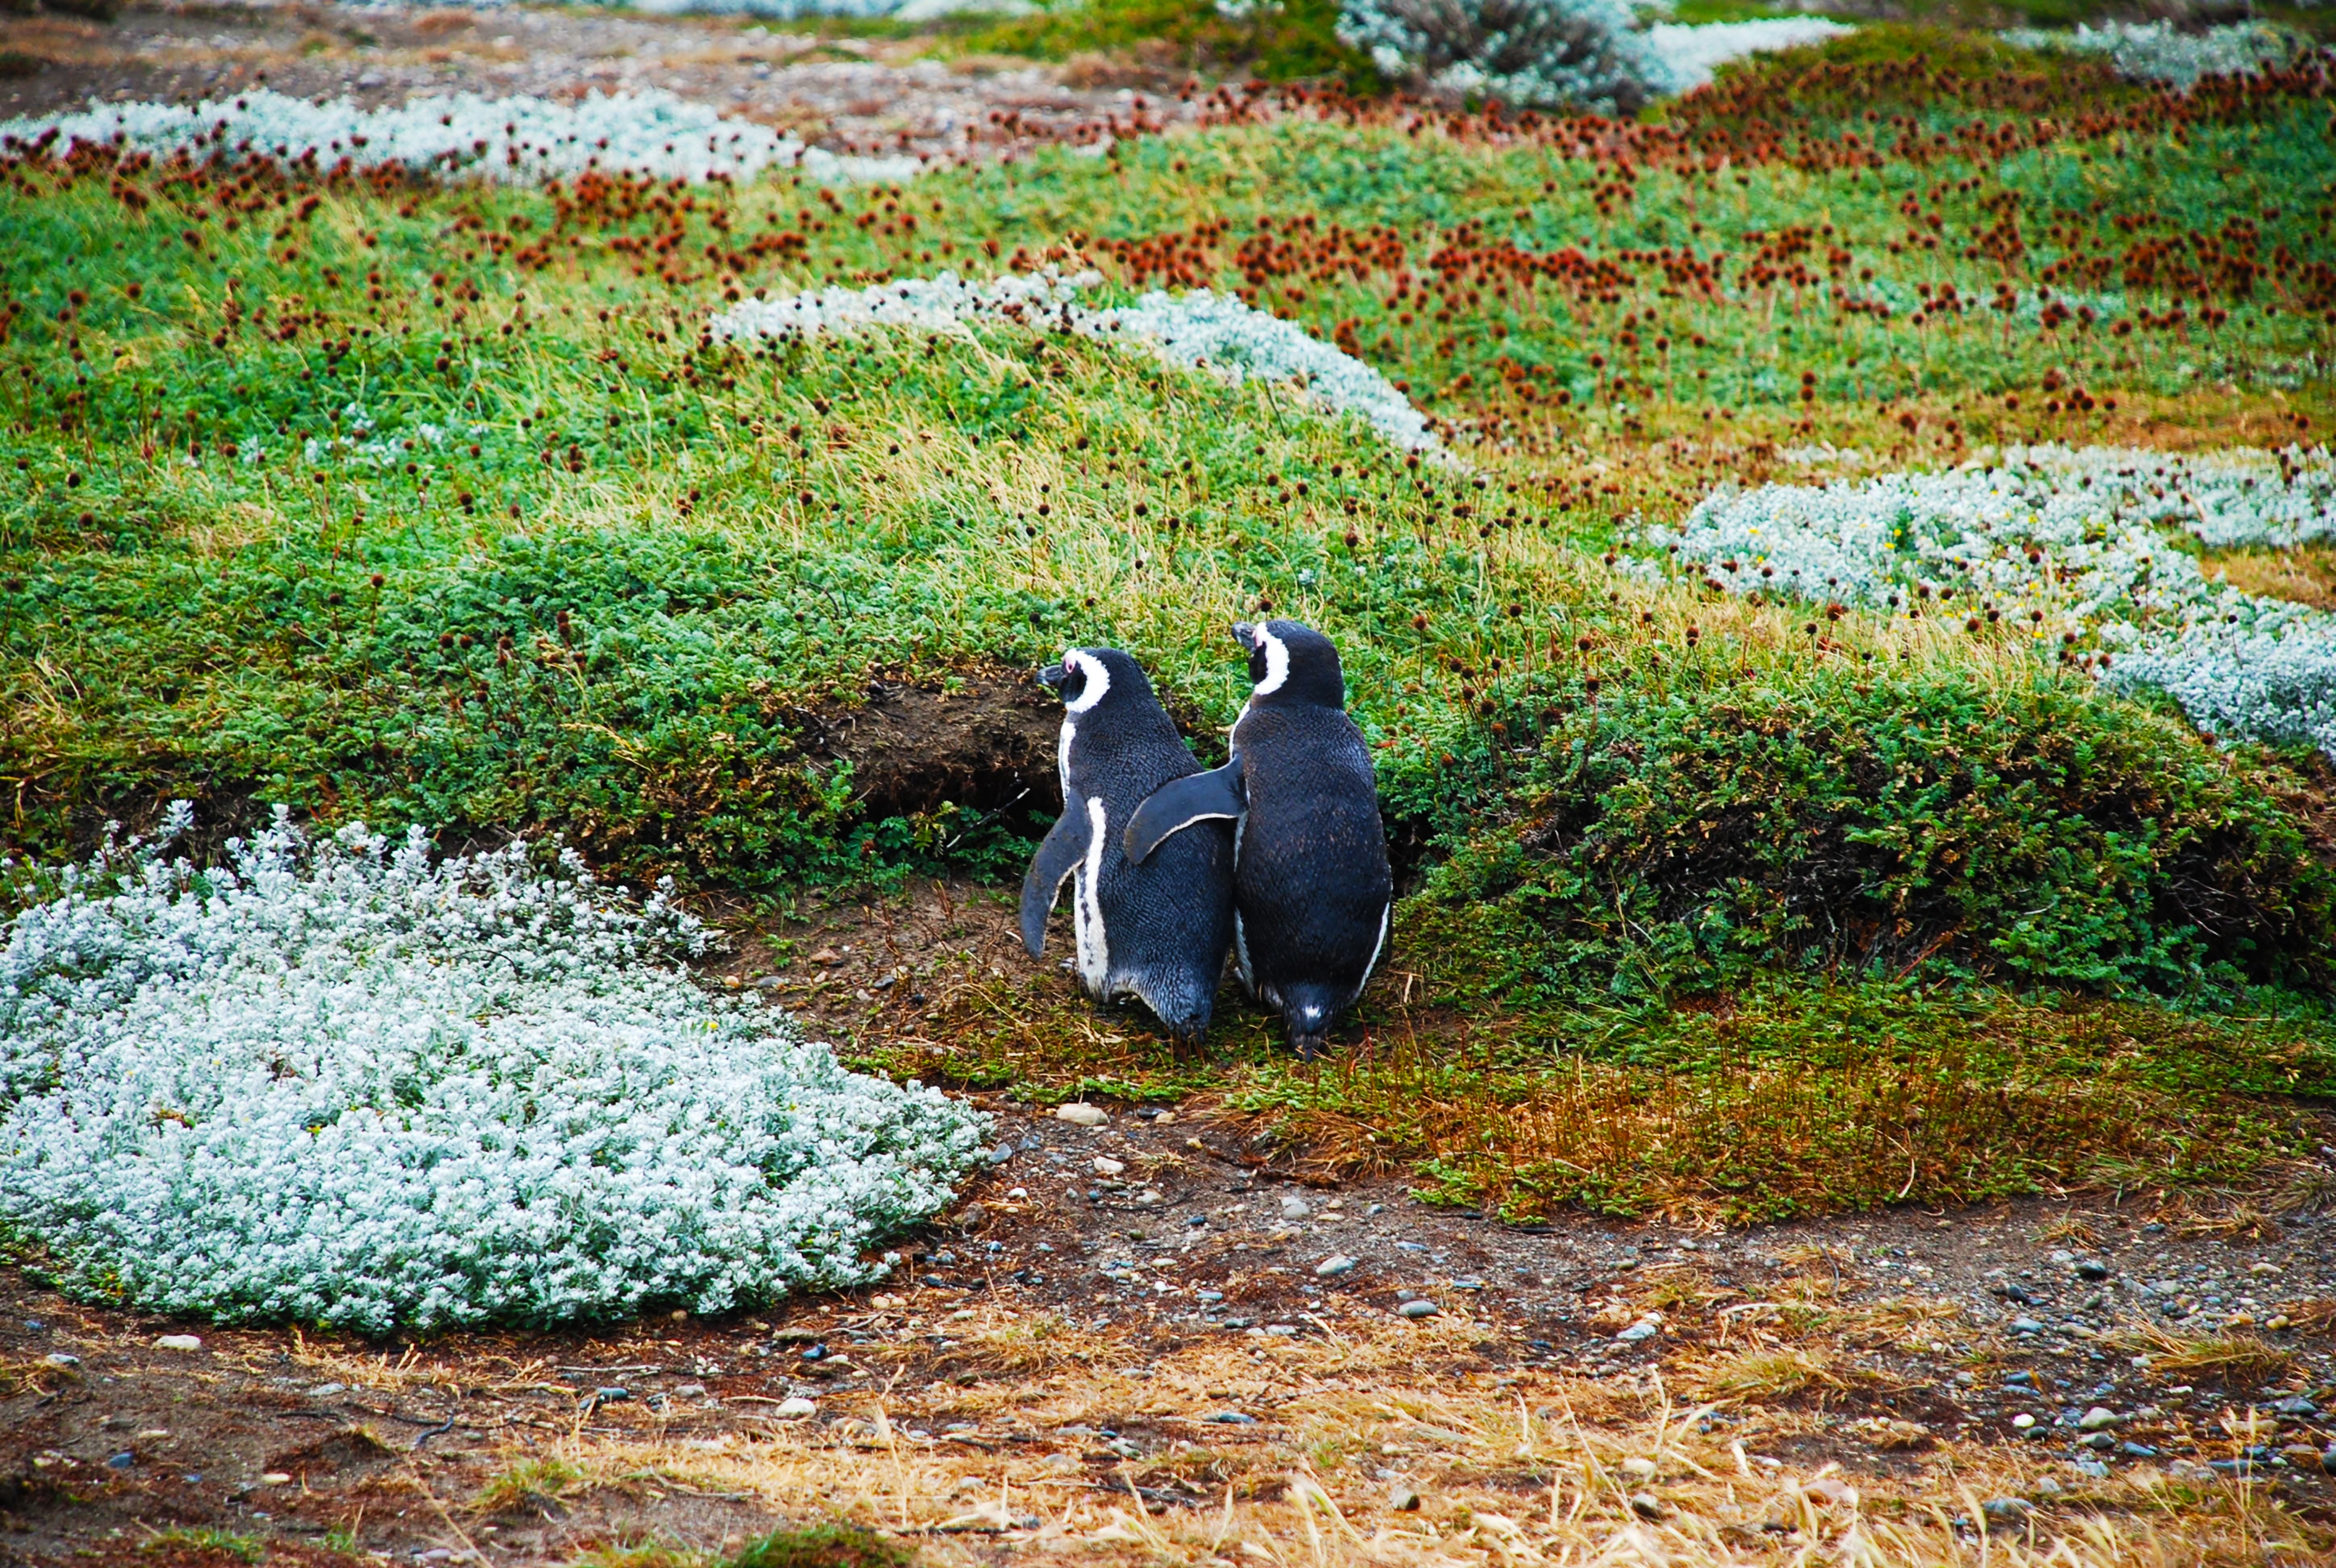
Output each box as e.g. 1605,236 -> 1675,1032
4,20 -> 2336,1242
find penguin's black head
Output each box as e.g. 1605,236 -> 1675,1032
1231,619 -> 1347,709
1038,646 -> 1154,716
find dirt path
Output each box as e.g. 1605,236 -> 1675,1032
0,2 -> 1193,159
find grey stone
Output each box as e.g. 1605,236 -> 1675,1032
1628,1491 -> 1666,1520
1389,1486 -> 1421,1512
1399,1299 -> 1438,1319
2078,1407 -> 2120,1431
1979,1497 -> 2032,1522
1315,1255 -> 1356,1277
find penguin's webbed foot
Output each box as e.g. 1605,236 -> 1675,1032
1167,1028 -> 1212,1064
1290,1033 -> 1326,1062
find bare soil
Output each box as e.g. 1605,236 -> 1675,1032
0,2 -> 1194,160
7,1011 -> 2336,1564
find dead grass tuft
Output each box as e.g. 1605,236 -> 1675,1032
2108,1323 -> 2296,1381
2034,1214 -> 2102,1246
1690,1347 -> 1861,1404
2276,1298 -> 2336,1335
2268,1163 -> 2336,1216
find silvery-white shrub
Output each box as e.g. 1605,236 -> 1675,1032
1641,443 -> 2336,761
710,269 -> 1439,450
1337,0 -> 1683,114
2000,21 -> 2297,91
0,86 -> 921,187
0,807 -> 989,1332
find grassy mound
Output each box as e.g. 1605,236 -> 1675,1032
1410,659 -> 2336,1000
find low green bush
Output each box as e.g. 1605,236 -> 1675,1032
1410,662 -> 2336,1001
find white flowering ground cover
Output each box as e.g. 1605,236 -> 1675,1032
0,807 -> 990,1331
710,269 -> 1442,450
1643,444 -> 2336,757
1647,18 -> 1856,92
1999,21 -> 2299,90
0,87 -> 923,187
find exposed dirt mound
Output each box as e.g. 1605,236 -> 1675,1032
799,665 -> 1067,822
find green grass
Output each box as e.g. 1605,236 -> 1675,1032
3,29 -> 2333,1217
722,1525 -> 919,1568
942,0 -> 1377,85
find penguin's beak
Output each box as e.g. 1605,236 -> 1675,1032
1230,622 -> 1258,651
1037,663 -> 1069,689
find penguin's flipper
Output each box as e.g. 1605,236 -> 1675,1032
1122,760 -> 1244,865
1018,805 -> 1092,958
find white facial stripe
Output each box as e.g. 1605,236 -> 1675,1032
1251,629 -> 1290,698
1063,649 -> 1112,714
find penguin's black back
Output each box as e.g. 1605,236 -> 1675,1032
1058,651 -> 1235,1036
1231,699 -> 1391,1001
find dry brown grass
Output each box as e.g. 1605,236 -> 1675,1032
2034,1215 -> 2103,1247
0,1354 -> 75,1397
2276,1298 -> 2336,1335
1690,1346 -> 1863,1404
277,1329 -> 569,1397
2105,1323 -> 2297,1382
473,1315 -> 2327,1568
2209,545 -> 2336,612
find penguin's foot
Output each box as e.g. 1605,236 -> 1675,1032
1290,1033 -> 1326,1062
1167,1029 -> 1212,1064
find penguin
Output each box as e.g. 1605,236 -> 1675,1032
1122,620 -> 1392,1058
1020,647 -> 1236,1054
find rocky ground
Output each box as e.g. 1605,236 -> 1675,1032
0,2 -> 1191,158
6,1070 -> 2336,1563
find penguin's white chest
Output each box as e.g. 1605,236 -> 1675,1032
1070,794 -> 1111,994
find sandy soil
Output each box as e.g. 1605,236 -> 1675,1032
0,2 -> 1194,159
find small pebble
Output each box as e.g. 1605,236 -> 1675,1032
1092,1157 -> 1125,1175
154,1334 -> 202,1352
776,1396 -> 817,1417
260,1472 -> 293,1485
1315,1255 -> 1356,1277
1399,1299 -> 1438,1319
1055,1103 -> 1108,1127
1389,1485 -> 1420,1512
1280,1194 -> 1312,1220
1980,1497 -> 2033,1523
1628,1491 -> 1665,1520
